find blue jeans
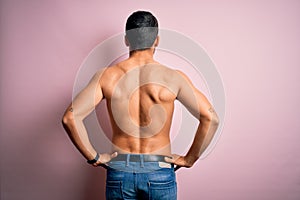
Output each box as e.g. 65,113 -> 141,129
105,155 -> 177,200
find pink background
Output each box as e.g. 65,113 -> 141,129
1,0 -> 300,199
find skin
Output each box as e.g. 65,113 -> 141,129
62,36 -> 219,170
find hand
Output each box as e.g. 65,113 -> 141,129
164,154 -> 195,171
92,152 -> 118,167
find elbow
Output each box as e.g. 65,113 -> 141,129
212,117 -> 219,129
211,113 -> 219,127
200,112 -> 220,127
62,113 -> 74,126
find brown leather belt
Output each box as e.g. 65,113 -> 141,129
111,154 -> 171,162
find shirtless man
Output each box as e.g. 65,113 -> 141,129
62,11 -> 219,200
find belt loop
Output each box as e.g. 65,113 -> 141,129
126,154 -> 130,166
140,154 -> 144,168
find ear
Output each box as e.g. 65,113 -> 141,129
124,35 -> 130,47
154,36 -> 160,47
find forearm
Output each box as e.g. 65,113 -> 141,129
185,113 -> 219,164
62,117 -> 97,161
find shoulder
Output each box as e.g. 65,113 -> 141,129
154,64 -> 190,84
157,66 -> 196,96
174,70 -> 192,83
99,64 -> 124,82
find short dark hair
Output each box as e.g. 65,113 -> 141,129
125,11 -> 158,51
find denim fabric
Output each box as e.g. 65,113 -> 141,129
105,155 -> 177,200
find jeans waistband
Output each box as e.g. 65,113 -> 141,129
111,154 -> 171,163
107,154 -> 174,172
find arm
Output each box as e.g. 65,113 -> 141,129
62,70 -> 117,166
165,70 -> 219,169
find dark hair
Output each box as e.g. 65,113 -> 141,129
125,11 -> 158,51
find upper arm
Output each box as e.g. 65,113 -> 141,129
64,69 -> 105,120
175,70 -> 215,121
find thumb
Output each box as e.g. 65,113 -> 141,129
111,152 -> 118,158
164,156 -> 174,163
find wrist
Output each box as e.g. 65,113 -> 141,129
184,154 -> 199,166
87,153 -> 100,165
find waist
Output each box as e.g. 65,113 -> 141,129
111,154 -> 171,162
107,154 -> 174,173
111,136 -> 172,155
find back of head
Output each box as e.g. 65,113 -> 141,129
125,11 -> 159,51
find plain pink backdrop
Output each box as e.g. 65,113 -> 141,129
1,0 -> 299,200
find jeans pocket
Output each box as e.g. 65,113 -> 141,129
106,181 -> 124,200
148,180 -> 177,200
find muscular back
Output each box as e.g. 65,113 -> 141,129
63,53 -> 215,162
100,62 -> 180,155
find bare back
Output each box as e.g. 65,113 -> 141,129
100,61 -> 179,155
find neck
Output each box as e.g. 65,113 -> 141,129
129,48 -> 155,63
